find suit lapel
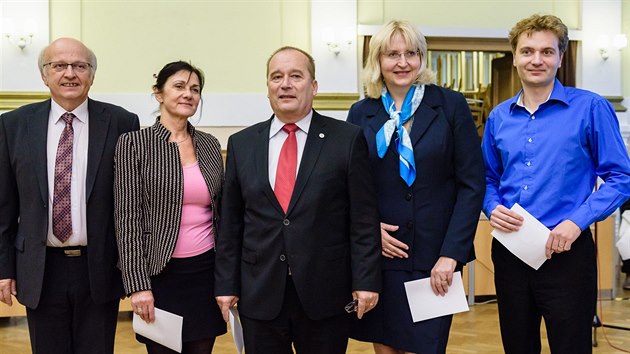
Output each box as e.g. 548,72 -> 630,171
286,112 -> 326,214
28,100 -> 52,204
366,100 -> 398,157
86,99 -> 110,200
255,117 -> 284,214
409,86 -> 439,147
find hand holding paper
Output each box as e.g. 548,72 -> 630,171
404,271 -> 469,323
132,307 -> 182,353
491,203 -> 550,270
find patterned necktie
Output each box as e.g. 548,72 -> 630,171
52,112 -> 75,243
274,124 -> 298,213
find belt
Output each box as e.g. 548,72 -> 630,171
46,246 -> 87,257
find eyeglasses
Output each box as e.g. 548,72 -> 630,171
43,62 -> 92,73
344,299 -> 358,313
382,50 -> 420,62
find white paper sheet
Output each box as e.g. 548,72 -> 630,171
403,271 -> 469,323
132,307 -> 183,353
229,308 -> 244,354
618,211 -> 630,260
491,203 -> 550,270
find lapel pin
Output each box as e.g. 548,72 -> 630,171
319,133 -> 325,139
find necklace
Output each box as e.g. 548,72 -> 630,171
171,135 -> 189,145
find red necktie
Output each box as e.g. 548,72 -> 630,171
52,112 -> 75,243
274,124 -> 298,213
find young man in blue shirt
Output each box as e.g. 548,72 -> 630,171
482,14 -> 630,354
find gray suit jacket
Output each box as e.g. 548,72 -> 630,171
0,98 -> 139,309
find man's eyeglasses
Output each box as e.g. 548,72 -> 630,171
344,299 -> 358,313
43,62 -> 92,73
382,50 -> 419,62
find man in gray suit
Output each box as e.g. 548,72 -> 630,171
0,38 -> 139,354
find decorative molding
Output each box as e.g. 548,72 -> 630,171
0,92 -> 50,111
313,93 -> 360,111
604,96 -> 627,112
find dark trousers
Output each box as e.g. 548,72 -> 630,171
492,229 -> 596,354
26,247 -> 119,354
239,276 -> 350,354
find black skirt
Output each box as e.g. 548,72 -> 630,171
137,249 -> 227,345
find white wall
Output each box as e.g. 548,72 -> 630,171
0,0 -> 49,91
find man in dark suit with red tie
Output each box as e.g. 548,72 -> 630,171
0,38 -> 139,354
215,46 -> 382,354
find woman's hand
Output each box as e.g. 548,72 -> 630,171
131,290 -> 155,323
430,257 -> 457,296
380,222 -> 409,259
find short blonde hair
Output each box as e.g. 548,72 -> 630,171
508,14 -> 569,54
363,20 -> 435,99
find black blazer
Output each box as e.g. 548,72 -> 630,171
347,85 -> 485,271
0,99 -> 139,309
215,111 -> 382,321
114,119 -> 224,295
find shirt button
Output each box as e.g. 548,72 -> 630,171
405,192 -> 412,201
528,138 -> 533,143
279,254 -> 286,261
531,115 -> 536,120
407,221 -> 414,229
283,219 -> 290,226
523,185 -> 529,191
526,161 -> 531,166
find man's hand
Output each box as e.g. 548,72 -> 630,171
0,279 -> 16,306
430,257 -> 457,296
130,290 -> 155,323
489,205 -> 523,232
380,222 -> 409,259
545,219 -> 581,259
216,296 -> 239,322
352,290 -> 379,320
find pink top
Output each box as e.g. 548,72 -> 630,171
171,161 -> 214,258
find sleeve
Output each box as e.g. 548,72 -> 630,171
568,98 -> 630,230
346,128 -> 382,292
0,115 -> 17,280
481,110 -> 503,219
439,94 -> 486,263
214,136 -> 244,297
113,133 -> 151,295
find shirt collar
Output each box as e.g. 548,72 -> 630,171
51,99 -> 88,124
510,79 -> 569,113
269,110 -> 313,139
152,116 -> 196,141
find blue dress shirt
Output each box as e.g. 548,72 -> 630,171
482,79 -> 630,230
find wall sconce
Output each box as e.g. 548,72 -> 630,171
598,34 -> 628,60
2,18 -> 37,51
322,27 -> 353,56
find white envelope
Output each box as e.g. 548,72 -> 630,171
618,211 -> 630,260
403,271 -> 469,323
491,203 -> 550,270
229,308 -> 244,354
132,307 -> 183,353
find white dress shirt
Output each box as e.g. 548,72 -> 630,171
46,99 -> 89,246
268,111 -> 312,190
